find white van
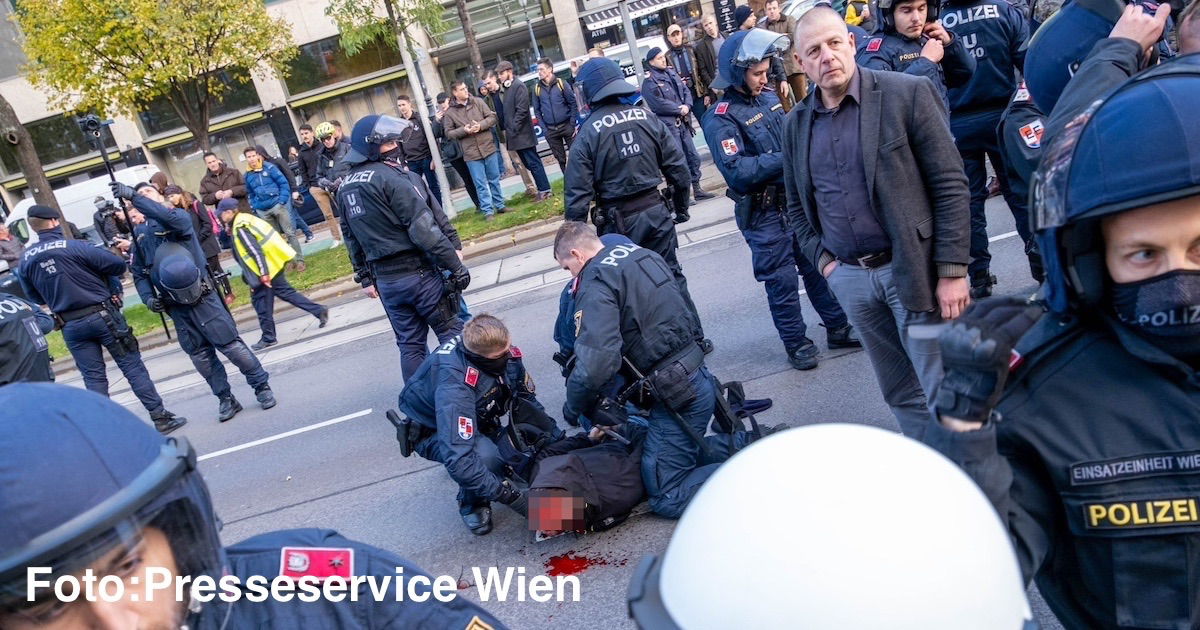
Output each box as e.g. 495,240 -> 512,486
7,164 -> 162,246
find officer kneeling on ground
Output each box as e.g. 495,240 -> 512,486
0,384 -> 506,629
703,29 -> 861,371
556,222 -> 761,519
394,314 -> 558,535
337,115 -> 471,381
926,58 -> 1200,629
114,181 -> 275,423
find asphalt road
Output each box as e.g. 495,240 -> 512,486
149,196 -> 1059,629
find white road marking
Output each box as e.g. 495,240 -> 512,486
197,408 -> 373,461
990,230 -> 1019,243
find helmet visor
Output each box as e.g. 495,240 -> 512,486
1031,98 -> 1101,232
369,115 -> 413,145
732,29 -> 791,67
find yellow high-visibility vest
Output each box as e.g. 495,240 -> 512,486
231,212 -> 295,278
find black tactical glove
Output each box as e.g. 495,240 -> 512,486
934,297 -> 1043,424
146,297 -> 165,313
109,181 -> 136,201
449,266 -> 471,293
552,350 -> 576,378
589,396 -> 628,427
496,480 -> 527,516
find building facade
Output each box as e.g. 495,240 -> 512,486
0,0 -> 720,214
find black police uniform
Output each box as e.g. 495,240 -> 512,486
927,314 -> 1200,629
942,0 -> 1031,290
337,159 -> 466,381
996,82 -> 1046,281
857,29 -> 976,113
563,241 -> 751,518
702,88 -> 852,363
0,293 -> 53,385
128,194 -> 270,405
398,336 -> 547,516
564,101 -> 706,343
19,224 -> 170,415
197,528 -> 508,629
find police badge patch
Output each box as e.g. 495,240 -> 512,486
715,102 -> 729,115
465,366 -> 479,387
721,138 -> 739,155
459,416 -> 475,440
866,38 -> 882,52
1019,120 -> 1044,149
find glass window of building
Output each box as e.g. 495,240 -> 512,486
285,34 -> 403,96
160,122 -> 276,198
136,70 -> 260,137
582,0 -> 703,49
437,37 -> 564,91
293,82 -> 409,129
0,115 -> 117,176
436,0 -> 553,46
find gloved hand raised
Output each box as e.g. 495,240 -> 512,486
146,297 -> 165,313
109,181 -> 137,201
449,266 -> 471,293
934,297 -> 1043,425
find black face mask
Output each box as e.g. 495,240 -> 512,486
1111,269 -> 1200,359
464,349 -> 511,376
380,145 -> 402,162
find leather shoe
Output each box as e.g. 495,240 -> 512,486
824,323 -> 862,350
251,339 -> 277,351
317,307 -> 330,328
255,385 -> 277,410
462,505 -> 493,535
218,395 -> 242,422
151,410 -> 187,434
788,339 -> 819,370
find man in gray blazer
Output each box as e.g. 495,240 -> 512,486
783,6 -> 971,440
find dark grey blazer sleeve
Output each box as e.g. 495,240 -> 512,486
907,77 -> 970,275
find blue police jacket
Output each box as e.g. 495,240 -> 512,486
533,76 -> 579,127
193,528 -> 507,629
18,227 -> 125,313
943,0 -> 1030,113
397,336 -> 543,503
701,87 -> 787,196
642,66 -> 692,125
127,194 -> 209,305
244,161 -> 291,211
857,30 -> 976,113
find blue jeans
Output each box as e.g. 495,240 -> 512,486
465,152 -> 505,216
742,209 -> 847,352
408,156 -> 442,204
289,199 -> 313,239
62,311 -> 164,414
250,271 -> 324,343
516,148 -> 551,193
376,270 -> 463,380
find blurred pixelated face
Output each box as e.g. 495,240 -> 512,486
893,0 -> 928,39
1102,196 -> 1200,284
744,58 -> 772,96
529,490 -> 586,534
203,154 -> 220,173
797,11 -> 857,96
0,528 -> 182,630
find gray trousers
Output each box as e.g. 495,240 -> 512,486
824,262 -> 943,440
257,204 -> 304,262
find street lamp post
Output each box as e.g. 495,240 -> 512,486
619,0 -> 644,86
517,0 -> 542,63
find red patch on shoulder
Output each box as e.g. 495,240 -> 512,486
279,547 -> 353,580
509,346 -> 522,358
866,38 -> 883,52
714,102 -> 729,115
465,366 -> 479,387
459,416 -> 475,439
1008,349 -> 1023,372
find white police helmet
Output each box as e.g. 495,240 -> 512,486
628,424 -> 1035,629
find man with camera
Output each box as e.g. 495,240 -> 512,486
91,196 -> 130,254
16,205 -> 186,433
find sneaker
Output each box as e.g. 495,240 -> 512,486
151,410 -> 187,434
788,339 -> 820,370
823,323 -> 863,350
329,239 -> 341,248
251,339 -> 277,351
304,234 -> 314,243
293,260 -> 307,273
496,206 -> 509,214
255,385 -> 277,410
484,214 -> 495,222
317,307 -> 330,328
218,395 -> 242,422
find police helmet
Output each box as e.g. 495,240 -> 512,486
627,424 -> 1034,629
1033,56 -> 1200,314
347,114 -> 414,163
314,121 -> 336,140
710,29 -> 791,91
876,0 -> 940,33
157,254 -> 204,305
576,58 -> 638,105
0,384 -> 224,623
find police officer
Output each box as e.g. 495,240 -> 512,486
113,181 -> 274,423
642,47 -> 716,206
703,30 -> 861,371
995,80 -> 1045,282
337,114 -> 471,381
0,384 -> 507,629
857,0 -> 976,113
397,315 -> 551,535
556,222 -> 759,519
925,59 -> 1200,629
0,293 -> 54,386
17,205 -> 186,433
565,57 -> 712,354
941,0 -> 1029,297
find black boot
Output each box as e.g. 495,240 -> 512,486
461,505 -> 493,536
255,385 -> 277,410
151,410 -> 187,434
970,271 -> 997,299
218,395 -> 242,422
788,339 -> 819,370
693,182 -> 716,201
1025,240 -> 1045,283
823,323 -> 863,350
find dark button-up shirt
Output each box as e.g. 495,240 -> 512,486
808,72 -> 892,261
